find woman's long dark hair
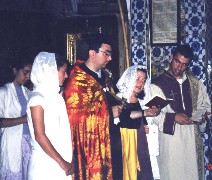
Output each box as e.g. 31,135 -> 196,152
0,59 -> 32,87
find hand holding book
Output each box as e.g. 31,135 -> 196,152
190,110 -> 211,123
190,110 -> 206,123
145,96 -> 173,109
144,106 -> 160,117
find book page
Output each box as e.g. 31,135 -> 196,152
190,110 -> 206,122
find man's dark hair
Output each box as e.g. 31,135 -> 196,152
86,33 -> 111,52
172,44 -> 194,60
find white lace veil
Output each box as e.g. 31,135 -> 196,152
116,65 -> 151,107
30,52 -> 60,96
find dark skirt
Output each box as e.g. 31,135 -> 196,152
137,119 -> 154,180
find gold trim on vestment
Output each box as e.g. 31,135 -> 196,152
187,73 -> 204,180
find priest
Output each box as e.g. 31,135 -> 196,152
150,44 -> 211,180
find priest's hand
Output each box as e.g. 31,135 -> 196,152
175,113 -> 193,125
112,105 -> 123,118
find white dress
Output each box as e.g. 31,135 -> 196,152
27,92 -> 72,180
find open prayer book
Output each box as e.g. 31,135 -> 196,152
190,110 -> 206,122
145,96 -> 173,109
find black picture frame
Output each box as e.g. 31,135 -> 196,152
149,0 -> 181,46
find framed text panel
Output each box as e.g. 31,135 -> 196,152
149,0 -> 180,46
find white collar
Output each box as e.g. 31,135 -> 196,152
85,63 -> 102,78
96,70 -> 102,78
177,73 -> 187,84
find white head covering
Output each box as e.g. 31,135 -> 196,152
30,52 -> 60,96
116,65 -> 151,107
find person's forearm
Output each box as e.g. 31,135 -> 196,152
0,116 -> 27,128
130,108 -> 160,119
130,111 -> 143,119
35,133 -> 65,166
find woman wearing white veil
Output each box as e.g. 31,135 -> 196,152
116,65 -> 160,180
27,52 -> 73,180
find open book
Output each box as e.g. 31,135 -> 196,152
190,110 -> 206,122
145,96 -> 173,109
